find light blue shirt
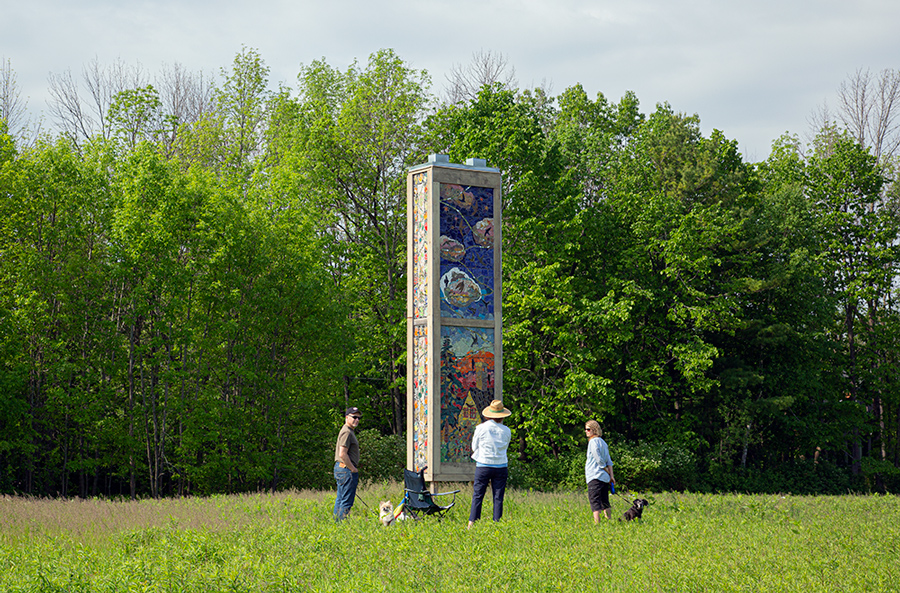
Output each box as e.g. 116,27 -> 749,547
585,437 -> 613,483
471,420 -> 511,467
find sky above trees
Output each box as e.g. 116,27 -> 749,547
4,0 -> 900,161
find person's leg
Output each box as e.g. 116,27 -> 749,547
490,467 -> 508,522
468,466 -> 490,527
346,471 -> 359,516
334,463 -> 352,521
588,479 -> 603,524
599,480 -> 611,520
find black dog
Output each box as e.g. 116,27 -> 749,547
620,498 -> 649,521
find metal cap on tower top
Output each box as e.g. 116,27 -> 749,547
411,154 -> 499,173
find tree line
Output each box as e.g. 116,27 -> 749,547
2,49 -> 899,497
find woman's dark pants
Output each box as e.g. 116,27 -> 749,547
469,466 -> 508,522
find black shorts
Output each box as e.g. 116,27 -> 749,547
588,479 -> 611,512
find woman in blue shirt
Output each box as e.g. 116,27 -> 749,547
585,420 -> 615,523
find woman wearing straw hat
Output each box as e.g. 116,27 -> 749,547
468,399 -> 512,528
584,419 -> 615,523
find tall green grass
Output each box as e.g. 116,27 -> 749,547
2,486 -> 898,592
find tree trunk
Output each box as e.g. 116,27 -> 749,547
740,423 -> 751,469
128,317 -> 139,499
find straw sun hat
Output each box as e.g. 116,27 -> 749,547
482,399 -> 511,419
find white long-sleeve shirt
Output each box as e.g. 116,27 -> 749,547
470,420 -> 511,466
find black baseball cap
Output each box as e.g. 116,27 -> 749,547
345,407 -> 361,417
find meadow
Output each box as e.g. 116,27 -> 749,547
1,485 -> 898,592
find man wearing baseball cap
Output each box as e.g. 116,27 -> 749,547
333,406 -> 362,521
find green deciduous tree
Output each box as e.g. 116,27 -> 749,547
274,49 -> 432,434
807,130 -> 899,474
108,85 -> 166,151
7,47 -> 900,495
0,137 -> 117,496
1,90 -> 346,496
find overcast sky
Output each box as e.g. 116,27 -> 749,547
4,0 -> 899,161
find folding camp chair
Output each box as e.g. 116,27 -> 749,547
401,467 -> 460,520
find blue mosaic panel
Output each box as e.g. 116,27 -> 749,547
439,184 -> 495,320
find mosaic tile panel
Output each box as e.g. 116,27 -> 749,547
439,325 -> 495,463
413,172 -> 429,319
412,324 -> 429,471
439,184 -> 495,320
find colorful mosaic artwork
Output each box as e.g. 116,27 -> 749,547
412,324 -> 429,470
439,184 -> 494,320
413,173 -> 429,319
440,325 -> 495,463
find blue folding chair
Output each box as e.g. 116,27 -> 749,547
401,467 -> 460,520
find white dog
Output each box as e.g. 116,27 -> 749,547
379,501 -> 408,526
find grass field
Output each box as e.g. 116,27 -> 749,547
2,485 -> 898,592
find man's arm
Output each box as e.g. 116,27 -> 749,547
338,445 -> 357,473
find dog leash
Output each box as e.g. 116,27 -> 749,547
354,492 -> 379,517
612,486 -> 635,504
